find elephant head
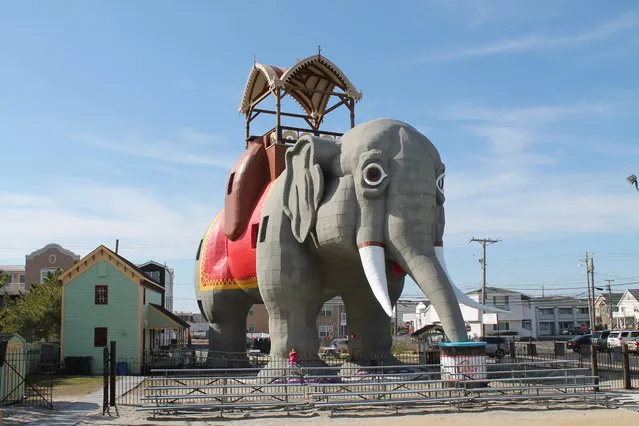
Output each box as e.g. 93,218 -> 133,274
281,118 -> 502,342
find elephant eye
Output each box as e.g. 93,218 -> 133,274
363,163 -> 387,186
436,172 -> 445,195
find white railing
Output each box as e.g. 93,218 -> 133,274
1,282 -> 26,294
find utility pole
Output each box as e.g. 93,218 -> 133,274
581,253 -> 596,331
470,237 -> 501,338
605,279 -> 614,329
583,253 -> 592,331
590,255 -> 596,330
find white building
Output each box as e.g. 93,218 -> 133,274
533,296 -> 590,336
612,289 -> 639,329
0,265 -> 26,307
415,287 -> 535,339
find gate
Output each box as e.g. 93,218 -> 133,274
0,341 -> 53,409
102,340 -> 117,415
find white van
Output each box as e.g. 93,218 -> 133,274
607,330 -> 639,348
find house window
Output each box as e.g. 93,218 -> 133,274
492,321 -> 510,331
145,271 -> 160,283
95,286 -> 108,305
558,321 -> 573,330
19,274 -> 25,283
319,325 -> 333,339
522,320 -> 532,330
340,312 -> 347,325
558,308 -> 573,316
94,327 -> 108,347
576,307 -> 589,315
539,308 -> 554,316
319,305 -> 333,317
40,267 -> 57,283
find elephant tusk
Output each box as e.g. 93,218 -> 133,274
434,245 -> 510,314
358,244 -> 394,317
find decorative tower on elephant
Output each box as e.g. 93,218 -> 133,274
195,53 -> 502,368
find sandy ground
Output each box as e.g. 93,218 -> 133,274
76,403 -> 639,425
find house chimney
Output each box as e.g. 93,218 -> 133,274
115,239 -> 119,254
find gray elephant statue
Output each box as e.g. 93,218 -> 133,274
195,118 -> 500,369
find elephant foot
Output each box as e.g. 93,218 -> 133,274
257,356 -> 336,383
205,352 -> 251,369
340,352 -> 413,376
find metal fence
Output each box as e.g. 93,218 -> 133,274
0,350 -> 55,409
511,341 -> 639,389
136,360 -> 613,417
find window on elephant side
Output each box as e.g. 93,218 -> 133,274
95,285 -> 108,305
94,327 -> 108,347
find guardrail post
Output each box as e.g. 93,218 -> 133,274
590,343 -> 599,391
622,343 -> 631,390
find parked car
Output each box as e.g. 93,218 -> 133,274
567,334 -> 591,353
628,337 -> 639,353
319,338 -> 348,358
607,330 -> 639,349
591,330 -> 611,351
481,336 -> 509,359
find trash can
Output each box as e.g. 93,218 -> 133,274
116,361 -> 128,375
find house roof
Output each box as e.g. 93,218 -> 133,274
411,324 -> 445,338
627,289 -> 639,301
58,245 -> 164,293
0,265 -> 25,273
466,287 -> 529,296
137,261 -> 174,274
0,333 -> 21,343
26,243 -> 80,260
595,292 -> 624,305
148,303 -> 190,329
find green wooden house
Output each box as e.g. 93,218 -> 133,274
59,245 -> 189,374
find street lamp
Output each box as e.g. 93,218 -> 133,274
627,174 -> 638,192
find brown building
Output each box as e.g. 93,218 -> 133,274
246,304 -> 269,333
316,297 -> 347,344
25,243 -> 80,287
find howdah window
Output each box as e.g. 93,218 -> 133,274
95,285 -> 108,305
94,327 -> 108,347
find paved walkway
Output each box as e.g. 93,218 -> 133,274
0,376 -> 144,425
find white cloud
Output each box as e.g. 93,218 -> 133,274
417,11 -> 639,62
74,130 -> 240,170
0,183 -> 222,262
444,172 -> 639,245
433,98 -> 639,246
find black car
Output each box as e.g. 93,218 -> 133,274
591,330 -> 611,351
567,334 -> 591,353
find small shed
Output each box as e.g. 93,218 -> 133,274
0,333 -> 27,405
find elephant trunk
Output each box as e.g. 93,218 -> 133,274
397,244 -> 469,342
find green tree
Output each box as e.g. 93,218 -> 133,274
0,269 -> 7,287
0,269 -> 61,341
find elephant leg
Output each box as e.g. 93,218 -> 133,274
340,264 -> 404,368
200,289 -> 254,365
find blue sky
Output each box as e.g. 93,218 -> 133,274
1,1 -> 639,313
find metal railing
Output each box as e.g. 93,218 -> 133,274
136,360 -> 614,417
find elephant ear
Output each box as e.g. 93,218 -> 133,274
282,137 -> 325,243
